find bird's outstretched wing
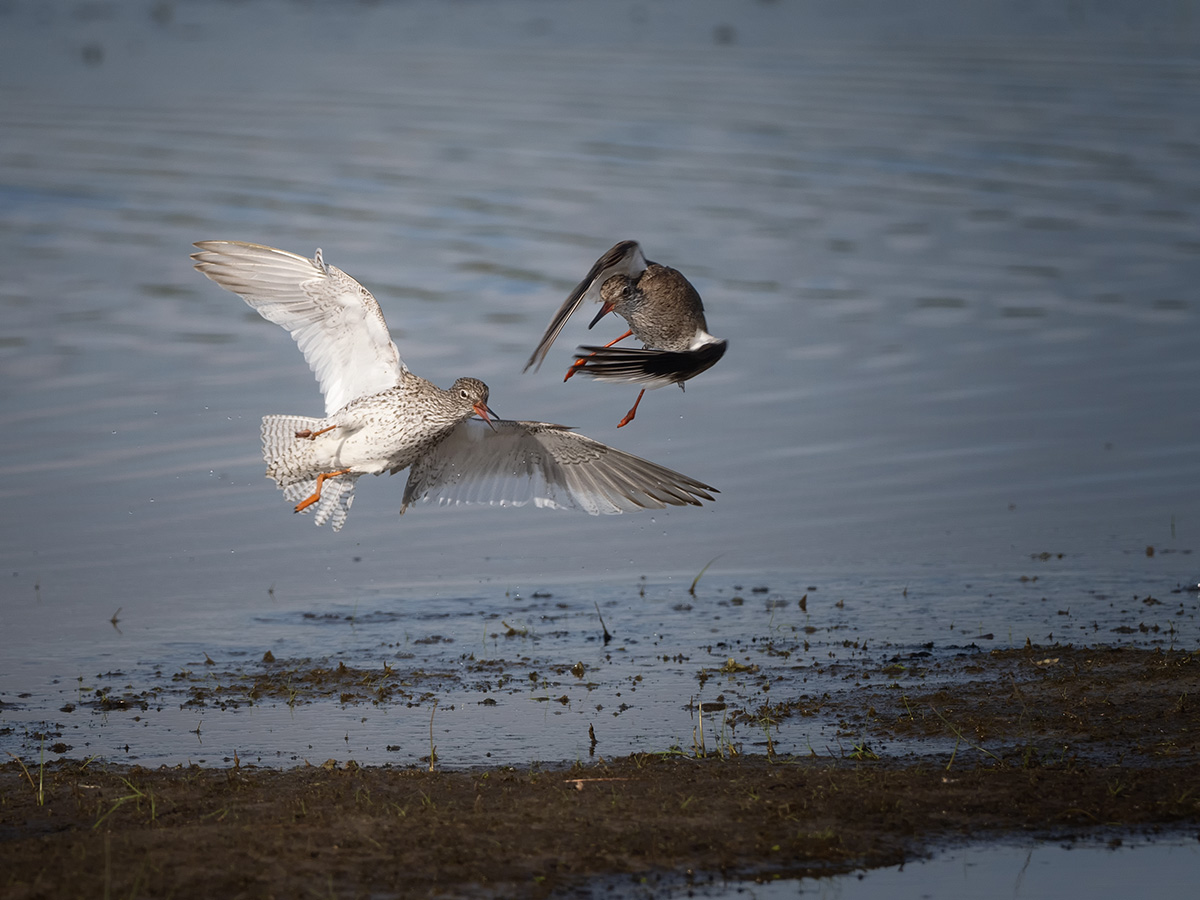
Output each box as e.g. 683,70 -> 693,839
399,418 -> 716,514
192,241 -> 406,415
573,339 -> 728,388
524,240 -> 647,372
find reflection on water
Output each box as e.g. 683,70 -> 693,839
1,0 -> 1198,755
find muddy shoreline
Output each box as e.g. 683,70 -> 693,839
3,644 -> 1198,898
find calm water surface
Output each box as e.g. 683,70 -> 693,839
2,0 -> 1197,754
1,0 -> 1198,891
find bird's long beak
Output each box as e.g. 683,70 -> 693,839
474,403 -> 498,430
588,301 -> 614,330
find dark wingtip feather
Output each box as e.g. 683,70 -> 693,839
573,339 -> 726,386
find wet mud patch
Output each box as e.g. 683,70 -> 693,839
2,755 -> 1198,899
3,644 -> 1199,899
171,652 -> 597,712
810,644 -> 1200,765
177,656 -> 448,710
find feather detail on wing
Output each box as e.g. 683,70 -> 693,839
281,474 -> 360,531
573,339 -> 728,388
192,241 -> 406,415
524,240 -> 648,372
399,418 -> 716,514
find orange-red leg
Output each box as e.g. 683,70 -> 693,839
616,389 -> 646,428
564,330 -> 633,382
294,468 -> 351,514
296,425 -> 337,440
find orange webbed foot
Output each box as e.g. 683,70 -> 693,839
295,425 -> 337,440
615,389 -> 646,428
565,330 -> 634,383
563,357 -> 588,382
293,468 -> 351,513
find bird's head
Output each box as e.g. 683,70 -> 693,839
451,377 -> 497,428
592,274 -> 638,328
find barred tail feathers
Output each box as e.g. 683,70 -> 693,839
259,415 -> 356,530
281,473 -> 360,531
261,415 -> 324,483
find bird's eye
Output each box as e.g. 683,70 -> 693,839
459,389 -> 469,399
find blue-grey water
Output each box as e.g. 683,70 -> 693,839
622,838 -> 1200,899
2,0 -> 1199,894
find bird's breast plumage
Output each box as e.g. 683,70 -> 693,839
320,376 -> 474,475
623,264 -> 709,351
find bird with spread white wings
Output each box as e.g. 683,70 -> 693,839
192,241 -> 717,531
524,240 -> 727,427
